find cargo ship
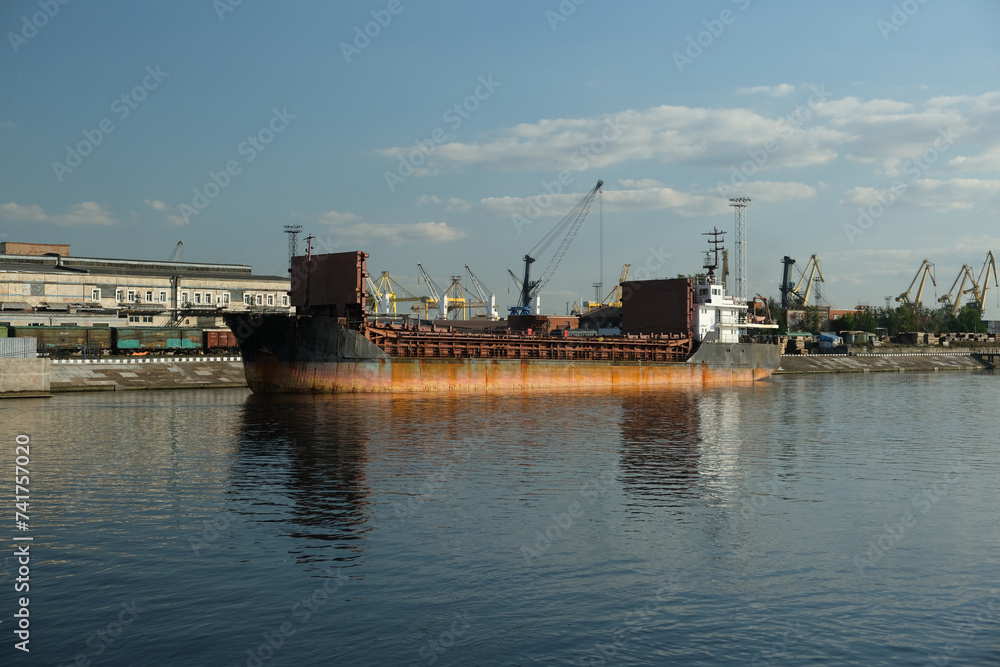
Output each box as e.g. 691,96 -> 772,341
225,245 -> 780,394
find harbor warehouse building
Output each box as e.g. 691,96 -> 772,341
0,242 -> 291,328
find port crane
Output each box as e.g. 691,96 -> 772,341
973,251 -> 999,311
417,263 -> 448,320
509,180 -> 603,315
788,254 -> 825,306
896,259 -> 936,308
367,271 -> 432,317
465,264 -> 498,320
591,263 -> 630,310
938,264 -> 978,316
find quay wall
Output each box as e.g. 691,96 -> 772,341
0,358 -> 51,397
775,352 -> 991,374
48,357 -> 247,393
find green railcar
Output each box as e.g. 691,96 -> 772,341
112,327 -> 203,351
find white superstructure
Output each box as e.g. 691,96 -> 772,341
693,278 -> 747,343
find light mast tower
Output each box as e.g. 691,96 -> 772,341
729,197 -> 751,299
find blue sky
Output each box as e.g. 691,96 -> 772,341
2,0 -> 999,315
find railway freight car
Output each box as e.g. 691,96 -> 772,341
203,329 -> 239,353
112,327 -> 202,352
10,325 -> 112,356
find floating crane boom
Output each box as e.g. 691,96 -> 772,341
514,180 -> 603,313
896,259 -> 936,308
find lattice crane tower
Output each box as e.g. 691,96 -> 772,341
729,198 -> 751,300
283,225 -> 302,274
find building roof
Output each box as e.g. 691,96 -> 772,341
0,253 -> 287,282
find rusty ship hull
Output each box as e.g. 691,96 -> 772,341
225,314 -> 780,394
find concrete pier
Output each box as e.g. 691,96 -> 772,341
0,358 -> 51,397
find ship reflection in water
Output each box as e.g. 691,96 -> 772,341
235,394 -> 375,565
11,374 -> 1000,666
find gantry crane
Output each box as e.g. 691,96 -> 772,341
510,180 -> 603,315
368,271 -> 433,317
896,259 -> 936,308
443,276 -> 487,320
938,265 -> 978,316
789,254 -> 825,306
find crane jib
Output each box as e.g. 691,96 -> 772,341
515,180 -> 603,312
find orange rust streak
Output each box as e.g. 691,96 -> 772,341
243,357 -> 769,394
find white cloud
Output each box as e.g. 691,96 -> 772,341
378,91 -> 1000,187
380,103 -> 849,174
0,201 -> 116,226
0,202 -> 47,222
317,210 -> 466,244
948,144 -> 1000,171
912,178 -> 1000,211
415,195 -> 471,212
318,210 -> 361,225
736,84 -> 796,97
839,178 -> 1000,212
1,120 -> 15,130
481,180 -> 815,220
145,199 -> 168,211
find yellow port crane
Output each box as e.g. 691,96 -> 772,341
590,263 -> 630,310
973,251 -> 999,311
938,265 -> 979,316
366,271 -> 433,317
789,255 -> 825,306
896,259 -> 936,308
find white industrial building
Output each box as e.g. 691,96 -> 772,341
0,242 -> 291,328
